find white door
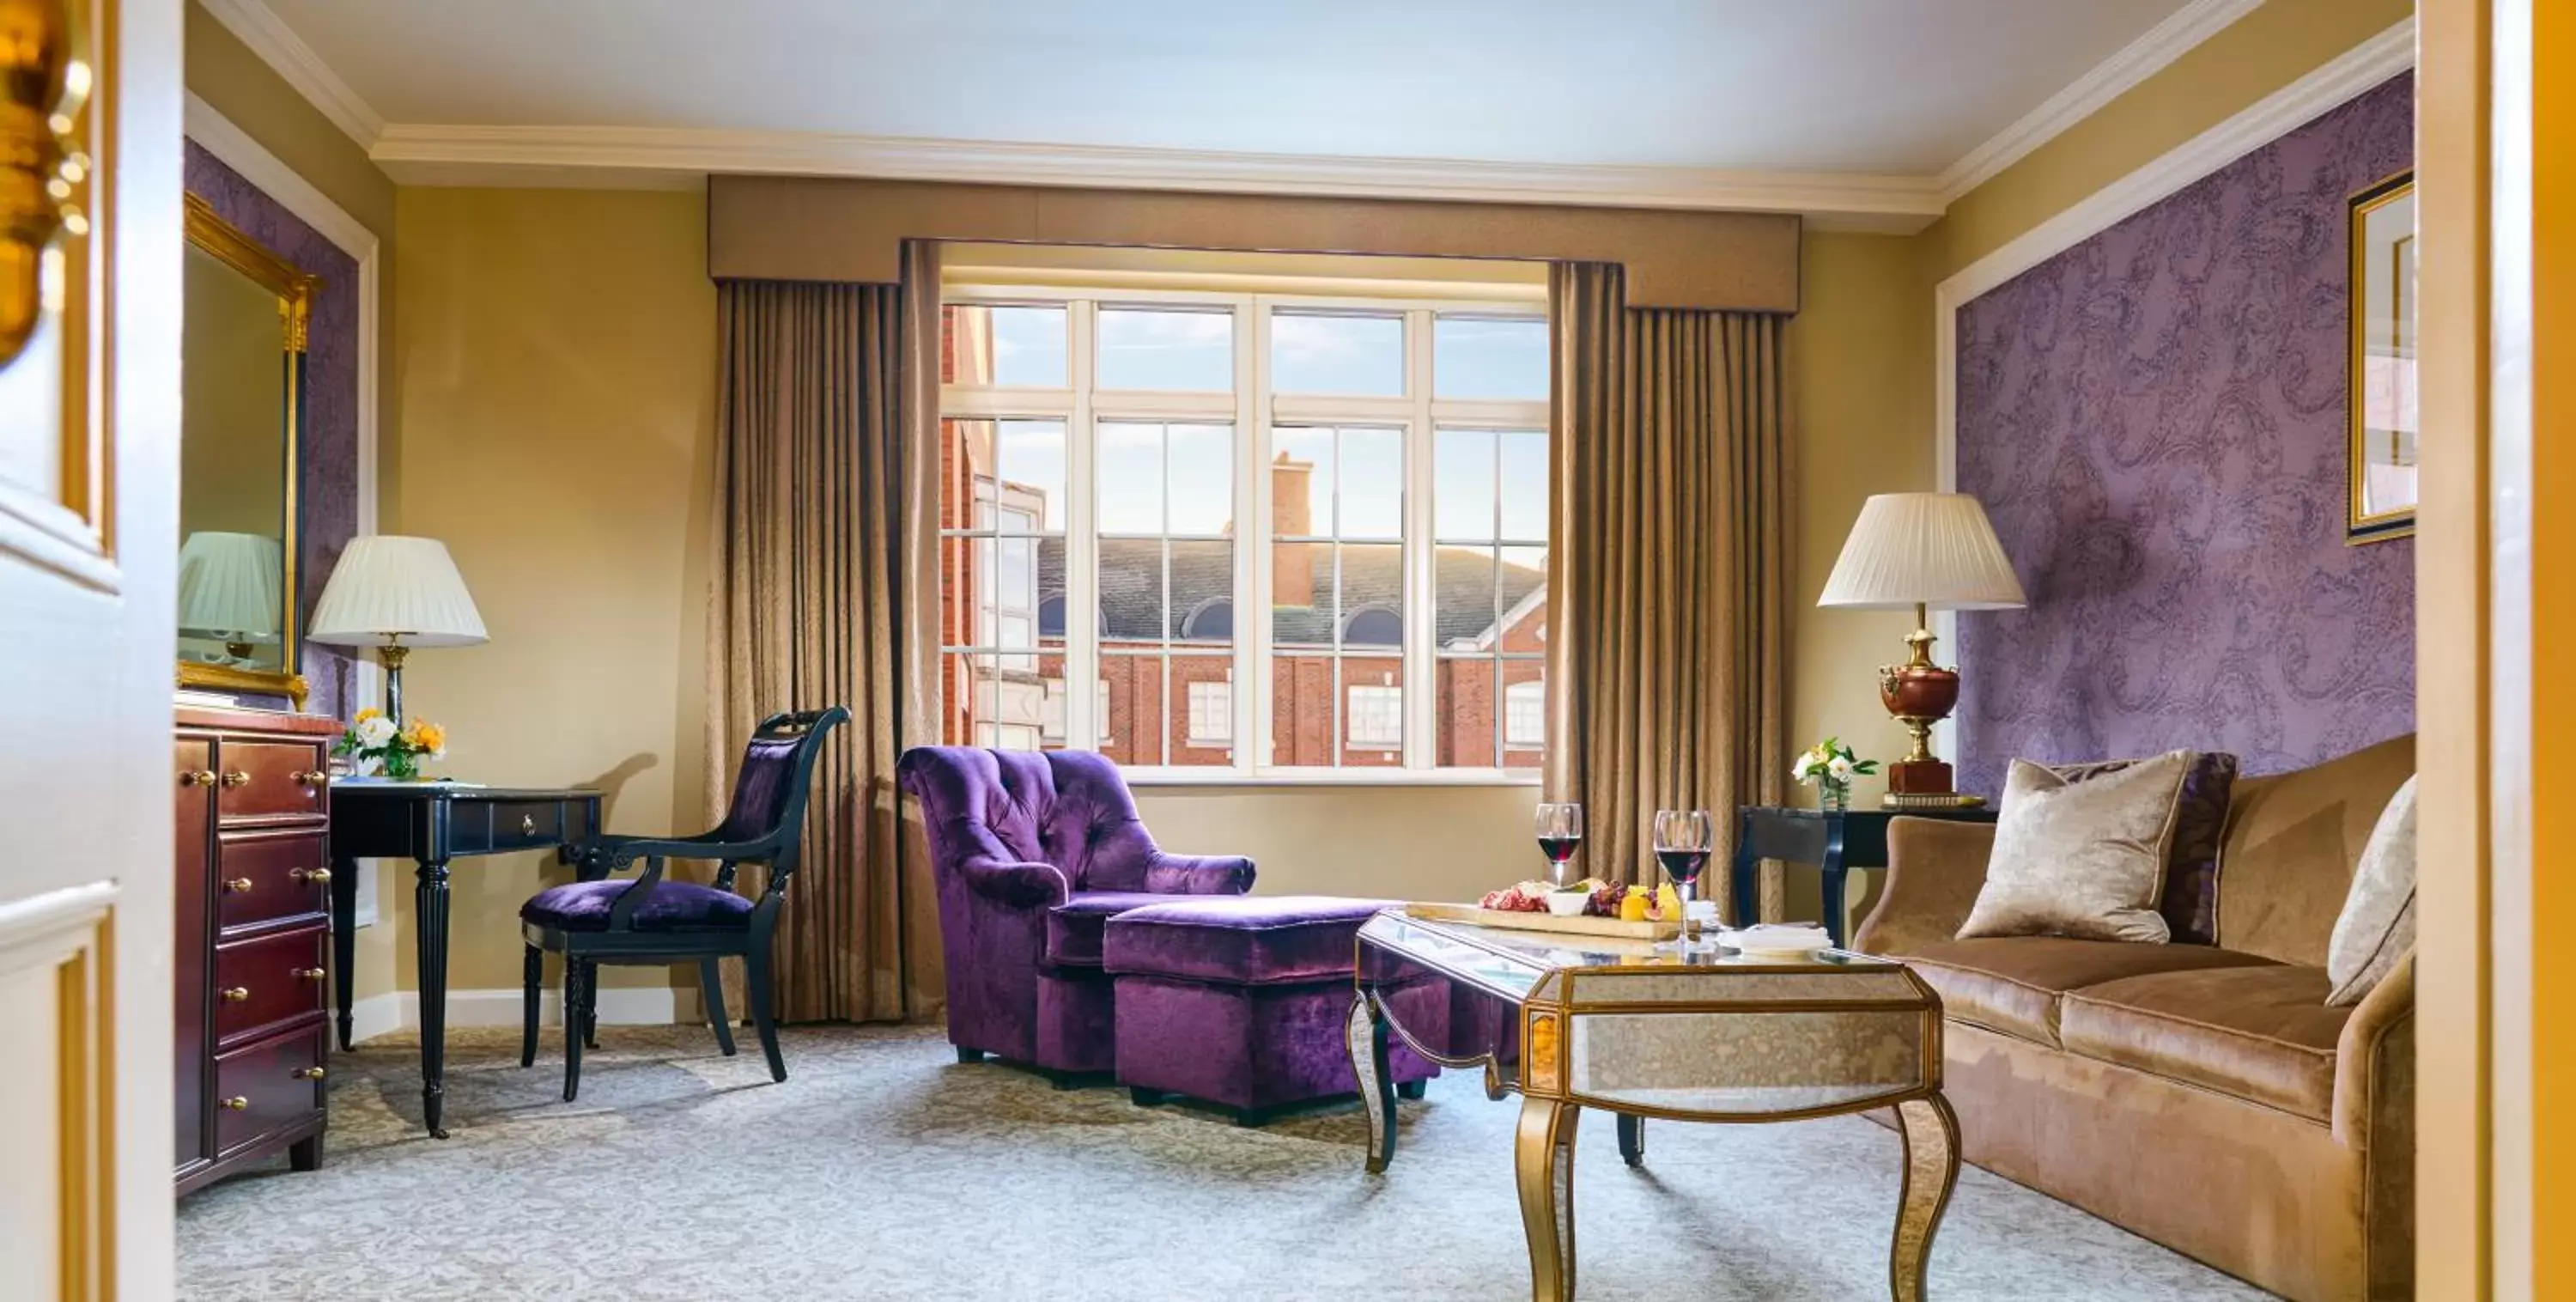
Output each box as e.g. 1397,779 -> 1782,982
0,1 -> 184,1296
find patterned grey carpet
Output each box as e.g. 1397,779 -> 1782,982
176,1023 -> 2269,1300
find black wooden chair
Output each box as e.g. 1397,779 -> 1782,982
519,706 -> 849,1100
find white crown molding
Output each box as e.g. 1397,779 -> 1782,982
196,0 -> 385,147
370,123 -> 1950,226
1935,0 -> 2267,205
1929,15 -> 2417,705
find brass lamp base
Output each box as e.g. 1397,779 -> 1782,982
1875,603 -> 1965,799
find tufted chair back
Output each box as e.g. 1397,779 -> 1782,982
898,746 -> 1162,891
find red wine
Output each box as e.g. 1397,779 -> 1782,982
1656,849 -> 1709,885
1538,835 -> 1581,866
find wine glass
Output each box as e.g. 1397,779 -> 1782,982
1534,803 -> 1584,886
1653,809 -> 1715,949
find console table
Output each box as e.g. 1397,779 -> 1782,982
329,782 -> 600,1137
1729,805 -> 2000,946
1349,909 -> 1958,1301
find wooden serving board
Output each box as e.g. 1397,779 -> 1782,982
1404,901 -> 1682,941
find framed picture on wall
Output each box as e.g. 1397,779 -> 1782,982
2348,170 -> 2416,543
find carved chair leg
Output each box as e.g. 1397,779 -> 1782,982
519,944 -> 543,1068
562,956 -> 587,1103
699,958 -> 737,1056
580,958 -> 602,1050
745,941 -> 786,1083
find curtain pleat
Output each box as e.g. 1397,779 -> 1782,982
704,244 -> 942,1024
1546,263 -> 1793,920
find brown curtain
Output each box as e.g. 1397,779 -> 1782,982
703,242 -> 942,1024
1544,262 -> 1793,921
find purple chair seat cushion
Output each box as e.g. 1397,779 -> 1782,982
1103,896 -> 1395,986
1045,892 -> 1177,968
521,879 -> 754,934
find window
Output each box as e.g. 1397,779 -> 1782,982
1346,683 -> 1403,749
939,287 -> 1548,778
1187,679 -> 1232,746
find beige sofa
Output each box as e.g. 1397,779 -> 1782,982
1854,734 -> 2414,1301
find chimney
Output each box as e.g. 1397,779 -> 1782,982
1272,453 -> 1315,607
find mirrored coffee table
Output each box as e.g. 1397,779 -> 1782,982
1348,909 -> 1958,1302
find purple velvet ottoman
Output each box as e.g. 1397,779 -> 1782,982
1102,896 -> 1437,1123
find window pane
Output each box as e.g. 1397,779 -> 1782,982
1272,427 -> 1334,538
1271,652 -> 1334,767
1169,656 -> 1231,767
1098,538 -> 1164,644
942,652 -> 1054,751
1337,543 -> 1404,648
1498,545 -> 1548,652
1170,540 -> 1233,647
1435,545 -> 1498,649
1435,656 -> 1498,769
1167,423 -> 1234,535
1272,311 -> 1403,396
1341,661 -> 1404,765
1435,428 -> 1497,542
1436,316 -> 1548,399
1097,422 -> 1164,534
1270,538 -> 1331,650
1098,307 -> 1233,392
943,304 -> 1067,387
1503,661 -> 1547,771
1337,426 -> 1403,540
1498,429 -> 1548,541
1100,653 -> 1164,764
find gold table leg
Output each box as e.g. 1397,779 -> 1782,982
1889,1094 -> 1960,1302
1515,1096 -> 1582,1302
1346,992 -> 1396,1173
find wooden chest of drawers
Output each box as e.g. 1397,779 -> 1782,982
175,703 -> 337,1196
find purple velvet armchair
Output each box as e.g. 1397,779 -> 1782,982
896,746 -> 1255,1080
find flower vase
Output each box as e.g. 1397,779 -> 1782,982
1818,781 -> 1850,814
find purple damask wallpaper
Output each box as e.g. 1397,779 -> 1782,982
185,141 -> 361,721
1953,74 -> 2415,796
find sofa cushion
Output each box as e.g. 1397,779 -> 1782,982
2327,775 -> 2417,1007
1897,938 -> 2279,1047
2059,964 -> 2349,1121
1959,753 -> 2190,944
1103,896 -> 1394,986
2215,733 -> 2415,966
1045,892 -> 1174,968
2052,751 -> 2239,946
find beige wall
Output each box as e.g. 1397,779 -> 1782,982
352,186 -> 719,1001
1136,785 -> 1543,903
1919,0 -> 2414,283
184,1 -> 394,240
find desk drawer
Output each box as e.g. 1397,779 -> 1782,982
213,1025 -> 326,1159
214,926 -> 328,1048
216,739 -> 331,825
453,798 -> 589,854
214,830 -> 331,935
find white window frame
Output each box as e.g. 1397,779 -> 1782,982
941,284 -> 1546,785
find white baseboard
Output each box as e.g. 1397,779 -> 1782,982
347,985 -> 693,1045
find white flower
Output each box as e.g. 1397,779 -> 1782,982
355,715 -> 396,748
1792,754 -> 1821,782
1826,755 -> 1856,782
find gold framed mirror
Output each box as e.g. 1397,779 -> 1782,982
177,193 -> 314,705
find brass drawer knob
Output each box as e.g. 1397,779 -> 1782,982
521,814 -> 538,836
292,966 -> 326,982
291,867 -> 331,884
219,986 -> 250,1002
294,770 -> 328,788
219,770 -> 250,788
220,1096 -> 249,1111
179,770 -> 216,788
224,877 -> 254,894
293,1066 -> 325,1081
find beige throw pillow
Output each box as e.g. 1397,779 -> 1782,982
2326,775 -> 2417,1007
1956,751 -> 2191,943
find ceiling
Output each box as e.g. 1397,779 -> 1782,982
216,0 -> 2251,228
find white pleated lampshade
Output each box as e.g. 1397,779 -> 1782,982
308,535 -> 489,648
177,531 -> 283,638
1817,493 -> 2027,611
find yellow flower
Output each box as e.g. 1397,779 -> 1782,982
353,707 -> 382,724
408,721 -> 447,753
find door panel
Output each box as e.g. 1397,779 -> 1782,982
0,1 -> 184,1298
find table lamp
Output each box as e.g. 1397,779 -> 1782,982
177,531 -> 283,663
1816,492 -> 2026,806
307,535 -> 487,721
